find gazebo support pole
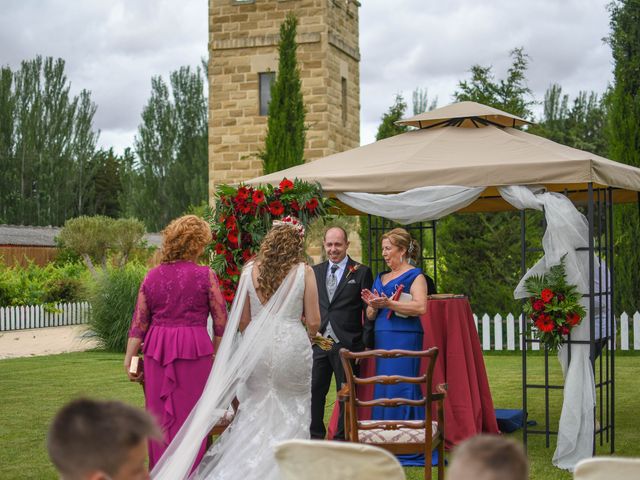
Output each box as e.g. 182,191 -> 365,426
520,209 -> 528,450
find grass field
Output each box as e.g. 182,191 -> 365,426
0,351 -> 637,479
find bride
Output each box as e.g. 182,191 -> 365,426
151,216 -> 321,479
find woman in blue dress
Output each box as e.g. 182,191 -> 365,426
361,228 -> 429,465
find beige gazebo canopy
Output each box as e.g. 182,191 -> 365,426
246,101 -> 640,212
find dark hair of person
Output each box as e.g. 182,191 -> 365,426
450,435 -> 529,480
47,398 -> 160,480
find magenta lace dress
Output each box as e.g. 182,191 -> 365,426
128,261 -> 227,470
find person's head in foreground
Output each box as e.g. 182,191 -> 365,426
47,398 -> 160,480
447,434 -> 529,480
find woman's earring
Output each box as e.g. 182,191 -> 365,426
400,255 -> 404,264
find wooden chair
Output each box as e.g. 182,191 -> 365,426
338,348 -> 446,480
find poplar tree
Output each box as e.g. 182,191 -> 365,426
261,13 -> 306,174
0,56 -> 98,225
130,65 -> 208,231
607,0 -> 640,313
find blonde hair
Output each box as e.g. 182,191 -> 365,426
256,224 -> 305,301
381,228 -> 419,264
160,215 -> 212,263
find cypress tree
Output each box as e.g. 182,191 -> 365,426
607,0 -> 640,313
261,13 -> 306,174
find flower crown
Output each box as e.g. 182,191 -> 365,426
272,216 -> 305,237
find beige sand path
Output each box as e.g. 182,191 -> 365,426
0,325 -> 99,360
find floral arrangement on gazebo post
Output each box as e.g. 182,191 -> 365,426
523,256 -> 586,350
207,178 -> 331,306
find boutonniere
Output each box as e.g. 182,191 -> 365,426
346,263 -> 360,277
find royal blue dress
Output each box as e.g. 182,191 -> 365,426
372,267 -> 426,466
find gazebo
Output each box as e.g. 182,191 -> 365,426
245,101 -> 640,470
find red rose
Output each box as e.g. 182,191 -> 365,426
567,312 -> 581,326
305,198 -> 319,212
225,216 -> 237,229
279,178 -> 294,192
541,289 -> 554,303
252,189 -> 265,204
215,243 -> 226,255
532,299 -> 545,312
227,232 -> 239,247
222,289 -> 235,303
241,232 -> 252,245
559,325 -> 570,335
535,315 -> 555,333
237,202 -> 252,214
226,263 -> 240,276
269,200 -> 285,216
236,186 -> 250,201
290,200 -> 300,212
556,293 -> 566,302
241,249 -> 253,263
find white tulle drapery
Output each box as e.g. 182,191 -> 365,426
337,186 -> 485,224
498,185 -> 595,471
151,263 -> 302,480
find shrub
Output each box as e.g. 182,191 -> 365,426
87,262 -> 148,352
0,261 -> 90,306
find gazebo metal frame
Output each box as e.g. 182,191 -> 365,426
363,183 -> 627,455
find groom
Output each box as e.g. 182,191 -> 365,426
311,226 -> 373,440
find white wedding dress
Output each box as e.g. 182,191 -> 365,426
151,262 -> 312,480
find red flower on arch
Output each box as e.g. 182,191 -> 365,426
269,200 -> 284,216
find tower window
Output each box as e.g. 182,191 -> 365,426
259,72 -> 276,116
341,77 -> 348,125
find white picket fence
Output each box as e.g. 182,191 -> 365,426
473,311 -> 640,351
0,302 -> 90,331
2,303 -> 640,351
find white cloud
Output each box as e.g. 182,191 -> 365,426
0,0 -> 613,152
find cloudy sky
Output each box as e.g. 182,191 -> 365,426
0,0 -> 613,154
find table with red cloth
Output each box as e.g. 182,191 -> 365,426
327,296 -> 499,449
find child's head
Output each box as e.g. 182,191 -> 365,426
448,435 -> 529,480
47,398 -> 160,480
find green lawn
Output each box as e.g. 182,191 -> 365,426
0,351 -> 637,479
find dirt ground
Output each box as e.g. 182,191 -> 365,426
0,325 -> 99,360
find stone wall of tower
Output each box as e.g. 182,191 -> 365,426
208,0 -> 361,198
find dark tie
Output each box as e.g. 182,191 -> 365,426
326,263 -> 339,302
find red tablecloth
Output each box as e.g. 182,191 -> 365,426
328,297 -> 499,448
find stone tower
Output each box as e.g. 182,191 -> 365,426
207,0 -> 361,198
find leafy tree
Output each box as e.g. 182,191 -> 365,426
438,48 -> 540,314
530,84 -> 608,156
606,0 -> 640,313
375,94 -> 409,140
90,148 -> 124,218
128,65 -> 208,231
261,13 -> 306,174
58,216 -> 146,276
412,87 -> 437,115
455,47 -> 535,120
0,56 -> 99,225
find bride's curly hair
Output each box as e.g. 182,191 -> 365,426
256,224 -> 305,301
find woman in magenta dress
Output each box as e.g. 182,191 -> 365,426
124,215 -> 227,470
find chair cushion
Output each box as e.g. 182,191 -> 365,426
357,420 -> 439,444
215,408 -> 235,427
